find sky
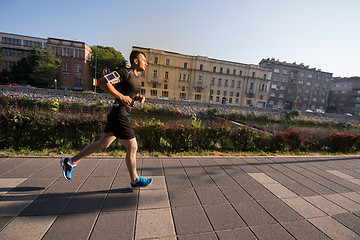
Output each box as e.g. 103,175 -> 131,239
1,0 -> 360,77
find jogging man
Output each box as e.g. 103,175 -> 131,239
60,50 -> 151,188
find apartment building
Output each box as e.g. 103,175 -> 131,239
0,32 -> 92,90
134,46 -> 272,107
259,58 -> 333,111
328,77 -> 360,115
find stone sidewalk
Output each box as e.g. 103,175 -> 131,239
0,155 -> 360,239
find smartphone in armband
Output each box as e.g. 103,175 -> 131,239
104,71 -> 120,84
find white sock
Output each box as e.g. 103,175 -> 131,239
68,158 -> 76,166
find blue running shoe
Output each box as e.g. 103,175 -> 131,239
60,157 -> 76,180
131,176 -> 152,188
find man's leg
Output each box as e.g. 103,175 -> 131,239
71,132 -> 116,165
121,137 -> 151,187
61,132 -> 116,180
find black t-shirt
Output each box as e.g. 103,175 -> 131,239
110,68 -> 142,117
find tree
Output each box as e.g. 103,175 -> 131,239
90,45 -> 127,80
30,47 -> 61,87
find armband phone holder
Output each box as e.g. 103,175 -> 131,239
104,71 -> 120,84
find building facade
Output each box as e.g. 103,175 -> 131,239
328,77 -> 360,115
0,32 -> 93,90
134,46 -> 272,107
259,58 -> 333,111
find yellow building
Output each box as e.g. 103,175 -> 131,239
133,46 -> 272,107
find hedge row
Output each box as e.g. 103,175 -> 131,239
1,107 -> 359,154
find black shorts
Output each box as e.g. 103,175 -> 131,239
104,114 -> 135,139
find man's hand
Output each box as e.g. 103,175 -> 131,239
120,95 -> 132,105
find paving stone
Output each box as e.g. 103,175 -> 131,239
163,160 -> 187,176
0,216 -> 13,231
72,159 -> 101,177
101,187 -> 137,211
141,158 -> 164,176
145,176 -> 166,190
323,193 -> 360,212
251,223 -> 294,240
282,219 -> 330,240
207,172 -> 238,187
259,199 -> 303,222
248,172 -> 278,184
303,195 -> 348,215
204,204 -> 246,231
219,186 -> 253,203
177,232 -> 218,240
138,188 -> 169,209
316,180 -> 353,193
135,208 -> 175,239
342,192 -> 360,203
188,174 -> 215,188
332,213 -> 360,235
282,182 -> 318,197
42,213 -> 98,239
326,170 -> 354,179
231,173 -> 261,186
90,210 -> 135,240
308,216 -> 359,240
0,215 -> 56,240
232,201 -> 276,227
0,158 -> 29,176
263,183 -> 298,199
89,159 -> 120,177
282,197 -> 326,219
241,184 -> 278,201
172,206 -> 212,235
0,178 -> 27,196
0,160 -> 45,178
216,228 -> 257,240
168,187 -> 200,207
30,159 -> 62,178
0,193 -> 39,216
195,187 -> 228,205
7,177 -> 56,195
165,174 -> 193,189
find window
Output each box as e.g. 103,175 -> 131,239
280,86 -> 286,90
226,68 -> 230,74
236,92 -> 240,97
231,80 -> 235,87
63,62 -> 70,72
321,99 -> 325,103
74,63 -> 81,73
270,93 -> 276,97
200,64 -> 203,70
325,77 -> 330,82
183,74 -> 186,81
166,59 -> 170,65
239,70 -> 242,76
75,78 -> 82,87
153,70 -> 158,77
233,69 -> 236,75
305,89 -> 310,94
213,66 -> 216,72
317,76 -> 322,80
282,70 -> 288,75
220,67 -> 223,73
271,84 -> 278,89
308,74 -> 313,79
223,91 -> 227,96
229,98 -> 232,103
230,92 -> 233,96
63,47 -> 70,57
315,83 -> 320,87
75,49 -> 82,58
279,94 -> 284,98
235,99 -> 239,104
154,57 -> 158,64
195,94 -> 201,100
180,93 -> 186,99
51,46 -> 59,56
297,89 -> 302,93
273,77 -> 279,82
300,72 -> 305,78
250,82 -> 254,89
184,62 -> 188,69
312,98 -> 317,102
182,86 -> 185,91
298,80 -> 304,85
151,90 -> 157,96
282,78 -> 288,83
164,84 -> 168,89
274,68 -> 280,73
217,90 -> 220,95
198,76 -> 202,83
237,81 -> 241,88
217,79 -> 222,86
152,83 -> 156,88
162,91 -> 169,97
216,97 -> 219,102
140,89 -> 145,95
165,72 -> 169,79
304,96 -> 308,101
211,78 -> 215,85
224,79 -> 228,87
252,72 -> 255,78
141,82 -> 144,87
264,74 -> 267,79
306,82 -> 311,86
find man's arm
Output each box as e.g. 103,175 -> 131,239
98,77 -> 132,105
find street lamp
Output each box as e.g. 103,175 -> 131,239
54,79 -> 57,90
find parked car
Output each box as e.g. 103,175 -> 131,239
305,109 -> 313,113
6,83 -> 18,86
314,109 -> 325,113
156,96 -> 168,100
181,98 -> 191,102
345,113 -> 353,117
18,84 -> 35,88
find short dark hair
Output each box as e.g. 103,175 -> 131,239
130,50 -> 146,65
